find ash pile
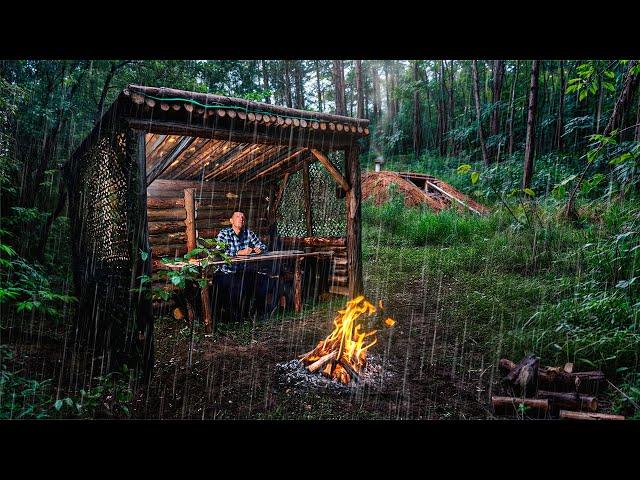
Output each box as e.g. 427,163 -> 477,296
275,354 -> 392,394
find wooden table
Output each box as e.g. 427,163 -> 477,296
162,249 -> 333,333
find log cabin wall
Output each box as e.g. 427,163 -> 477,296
147,179 -> 270,263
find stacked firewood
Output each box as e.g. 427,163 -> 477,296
492,355 -> 625,420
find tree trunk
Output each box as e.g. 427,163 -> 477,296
557,60 -> 565,150
315,60 -> 323,112
522,60 -> 540,190
333,60 -> 346,115
448,60 -> 455,155
471,60 -> 490,165
596,74 -> 603,133
507,60 -> 520,155
439,61 -> 448,156
284,60 -> 293,108
95,61 -> 130,126
355,60 -> 365,119
372,61 -> 381,120
262,60 -> 270,103
490,60 -> 505,137
294,60 -> 304,109
412,61 -> 422,157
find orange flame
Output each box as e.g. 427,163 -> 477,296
301,296 -> 395,384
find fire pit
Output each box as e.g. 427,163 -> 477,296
278,296 -> 395,390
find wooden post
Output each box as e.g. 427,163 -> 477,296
302,162 -> 313,236
132,129 -> 154,381
184,188 -> 213,333
184,188 -> 197,251
345,145 -> 363,297
294,257 -> 303,312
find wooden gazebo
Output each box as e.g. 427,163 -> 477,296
62,84 -> 369,376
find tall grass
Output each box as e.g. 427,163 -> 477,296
363,193 -> 640,379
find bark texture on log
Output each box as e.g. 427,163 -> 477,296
559,410 -> 624,421
499,358 -> 605,393
491,396 -> 549,416
503,354 -> 539,396
536,390 -> 598,412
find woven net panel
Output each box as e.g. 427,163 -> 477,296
65,123 -> 137,353
277,152 -> 346,238
310,153 -> 346,237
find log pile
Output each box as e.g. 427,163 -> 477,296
492,355 -> 625,420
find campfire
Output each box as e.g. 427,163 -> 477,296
299,296 -> 395,384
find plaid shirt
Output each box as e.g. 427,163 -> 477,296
215,227 -> 268,273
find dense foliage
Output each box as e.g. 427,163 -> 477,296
1,59 -> 639,419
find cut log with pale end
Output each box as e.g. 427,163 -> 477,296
559,410 -> 625,421
536,390 -> 598,412
492,396 -> 549,415
564,363 -> 574,374
307,351 -> 337,373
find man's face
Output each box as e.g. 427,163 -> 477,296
230,212 -> 246,230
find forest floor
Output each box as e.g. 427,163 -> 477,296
131,278 -> 493,420
1,246 -> 620,420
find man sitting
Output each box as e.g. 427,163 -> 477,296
212,211 -> 273,320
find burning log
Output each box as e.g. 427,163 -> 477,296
559,410 -> 625,421
499,359 -> 605,393
299,295 -> 393,385
307,351 -> 337,373
536,390 -> 598,412
491,396 -> 549,417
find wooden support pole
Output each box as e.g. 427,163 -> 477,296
310,149 -> 350,192
345,145 -> 363,298
184,188 -> 212,333
184,188 -> 197,251
302,162 -> 313,236
132,129 -> 154,381
294,257 -> 303,312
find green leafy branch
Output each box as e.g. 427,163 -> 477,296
134,238 -> 232,301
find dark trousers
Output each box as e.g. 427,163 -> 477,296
212,268 -> 275,320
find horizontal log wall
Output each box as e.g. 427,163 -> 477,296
148,179 -> 270,265
280,236 -> 348,296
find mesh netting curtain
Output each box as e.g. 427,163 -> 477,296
277,153 -> 346,237
63,118 -> 151,373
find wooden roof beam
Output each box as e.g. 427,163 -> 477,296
246,149 -> 307,182
217,145 -> 286,182
310,148 -> 350,192
147,136 -> 196,184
